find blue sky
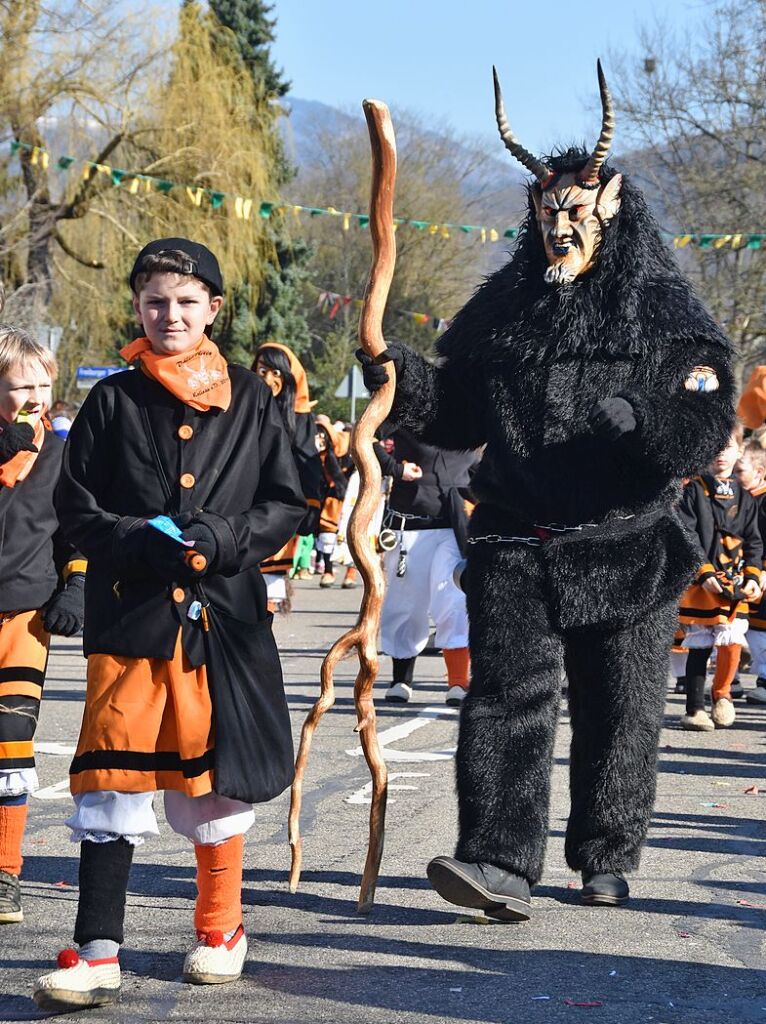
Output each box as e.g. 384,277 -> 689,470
270,0 -> 707,153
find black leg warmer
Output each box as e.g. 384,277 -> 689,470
685,647 -> 712,714
74,838 -> 135,945
455,545 -> 563,885
392,657 -> 416,685
563,601 -> 677,875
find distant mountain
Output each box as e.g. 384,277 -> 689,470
280,96 -> 527,272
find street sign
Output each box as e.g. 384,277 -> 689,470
76,366 -> 124,390
334,365 -> 370,422
334,365 -> 369,399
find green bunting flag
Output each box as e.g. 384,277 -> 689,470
7,138 -> 766,250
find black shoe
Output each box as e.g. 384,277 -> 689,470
674,678 -> 687,694
0,869 -> 23,923
426,856 -> 531,921
580,871 -> 629,906
730,677 -> 744,700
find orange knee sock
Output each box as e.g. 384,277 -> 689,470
443,646 -> 470,689
0,802 -> 28,876
194,834 -> 244,935
712,643 -> 742,701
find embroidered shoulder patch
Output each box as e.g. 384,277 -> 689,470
683,365 -> 719,392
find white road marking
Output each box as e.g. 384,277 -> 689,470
345,772 -> 431,805
346,705 -> 458,762
35,742 -> 76,756
33,778 -> 71,800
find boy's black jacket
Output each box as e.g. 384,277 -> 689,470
0,432 -> 79,612
55,365 -> 306,665
678,476 -> 763,572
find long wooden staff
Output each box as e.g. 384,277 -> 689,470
288,99 -> 397,914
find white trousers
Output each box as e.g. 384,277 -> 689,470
380,528 -> 468,659
66,790 -> 255,847
746,629 -> 766,677
684,620 -> 749,648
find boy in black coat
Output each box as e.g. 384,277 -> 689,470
34,240 -> 305,1010
361,69 -> 734,919
0,327 -> 85,926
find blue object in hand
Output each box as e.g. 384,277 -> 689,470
147,515 -> 191,546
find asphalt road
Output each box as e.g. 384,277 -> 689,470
1,577 -> 765,1024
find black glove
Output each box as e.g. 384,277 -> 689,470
43,573 -> 85,637
117,522 -> 190,583
0,422 -> 37,465
589,397 -> 637,441
356,344 -> 404,394
178,521 -> 219,579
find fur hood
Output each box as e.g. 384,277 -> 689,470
437,148 -> 730,368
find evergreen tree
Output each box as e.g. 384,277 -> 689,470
208,0 -> 312,360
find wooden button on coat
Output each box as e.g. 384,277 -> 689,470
172,587 -> 185,603
180,473 -> 195,488
178,424 -> 194,440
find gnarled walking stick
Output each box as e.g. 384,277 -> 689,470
288,99 -> 397,914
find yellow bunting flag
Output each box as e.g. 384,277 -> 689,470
292,206 -> 301,219
489,228 -> 499,242
343,213 -> 350,231
480,228 -> 487,244
440,226 -> 450,239
674,235 -> 693,248
234,196 -> 253,220
95,163 -> 111,175
186,186 -> 203,206
731,234 -> 744,249
712,235 -> 732,249
128,177 -> 140,195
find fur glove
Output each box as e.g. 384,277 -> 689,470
0,421 -> 37,465
43,573 -> 85,637
589,397 -> 637,441
356,344 -> 404,393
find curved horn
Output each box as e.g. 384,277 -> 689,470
579,59 -> 615,185
493,66 -> 552,184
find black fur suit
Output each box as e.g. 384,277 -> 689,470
386,152 -> 735,884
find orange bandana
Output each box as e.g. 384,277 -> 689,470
120,335 -> 231,412
0,418 -> 46,488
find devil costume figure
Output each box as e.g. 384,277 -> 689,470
360,64 -> 735,918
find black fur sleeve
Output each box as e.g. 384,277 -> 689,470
388,344 -> 487,452
622,343 -> 735,480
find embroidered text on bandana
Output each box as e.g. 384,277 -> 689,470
120,335 -> 231,412
0,418 -> 46,488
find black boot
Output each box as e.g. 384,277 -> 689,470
385,656 -> 416,703
426,856 -> 531,921
581,871 -> 629,906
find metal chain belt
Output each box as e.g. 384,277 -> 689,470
468,515 -> 636,547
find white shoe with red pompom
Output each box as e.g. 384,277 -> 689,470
33,948 -> 120,1011
183,924 -> 247,984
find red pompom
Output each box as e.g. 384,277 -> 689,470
57,948 -> 80,969
204,930 -> 224,948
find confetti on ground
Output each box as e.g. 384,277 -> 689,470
54,880 -> 70,887
531,996 -> 551,1000
449,987 -> 463,993
678,932 -> 691,938
712,781 -> 730,787
701,802 -> 728,808
567,881 -> 579,889
744,785 -> 760,795
736,899 -> 766,910
609,971 -> 618,977
564,999 -> 604,1008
